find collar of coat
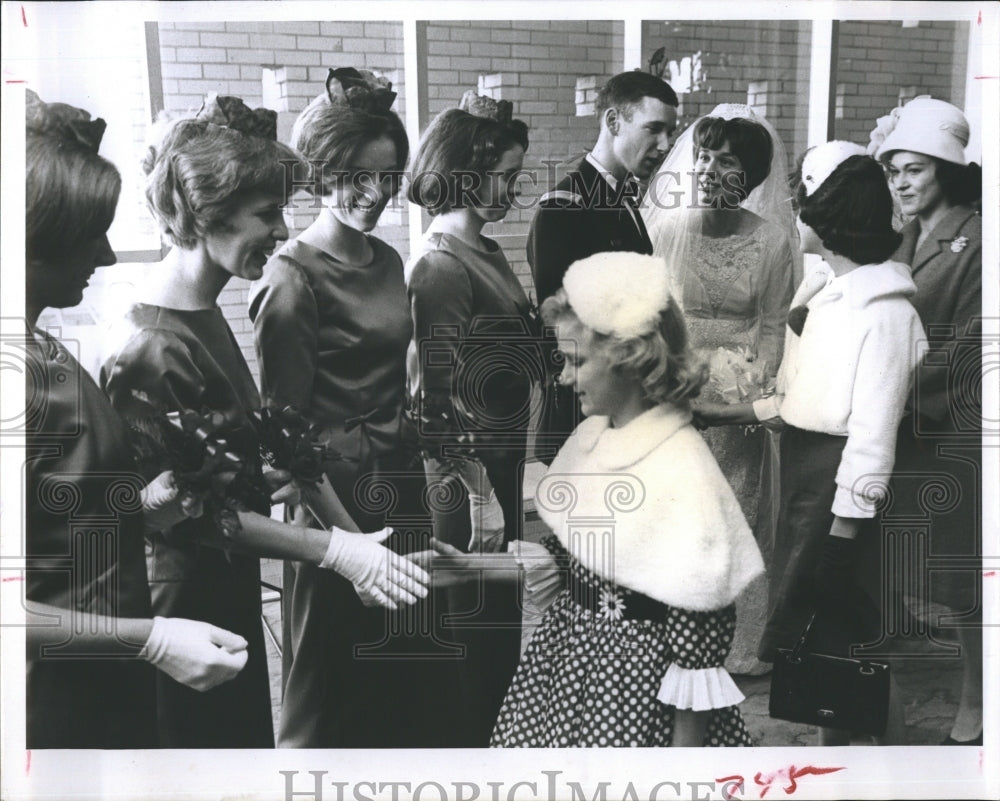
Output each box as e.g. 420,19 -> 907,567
898,204 -> 979,274
570,403 -> 693,469
540,156 -> 627,208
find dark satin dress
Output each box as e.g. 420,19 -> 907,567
407,232 -> 537,745
407,232 -> 536,546
101,304 -> 274,748
26,329 -> 158,749
250,236 -> 461,747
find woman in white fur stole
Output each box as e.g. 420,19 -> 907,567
483,251 -> 764,746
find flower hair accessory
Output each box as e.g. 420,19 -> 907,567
196,93 -> 277,140
325,67 -> 397,113
866,106 -> 902,157
458,90 -> 514,125
801,141 -> 867,196
25,88 -> 107,152
563,252 -> 672,338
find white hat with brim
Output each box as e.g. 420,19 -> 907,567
873,96 -> 969,166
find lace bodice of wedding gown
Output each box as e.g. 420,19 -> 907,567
682,220 -> 793,371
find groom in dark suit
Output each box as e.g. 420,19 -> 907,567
529,70 -> 678,454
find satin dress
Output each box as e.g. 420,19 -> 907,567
102,304 -> 274,748
27,329 -> 158,749
250,236 -> 461,747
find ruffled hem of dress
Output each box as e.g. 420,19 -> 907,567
656,663 -> 745,711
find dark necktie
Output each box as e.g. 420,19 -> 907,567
621,176 -> 646,241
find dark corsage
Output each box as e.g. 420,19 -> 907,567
253,405 -> 351,490
128,409 -> 270,546
325,67 -> 397,113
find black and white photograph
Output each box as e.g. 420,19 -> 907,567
1,1 -> 997,798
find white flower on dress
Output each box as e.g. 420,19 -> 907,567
597,587 -> 627,622
950,236 -> 969,254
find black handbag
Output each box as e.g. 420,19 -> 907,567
769,613 -> 891,736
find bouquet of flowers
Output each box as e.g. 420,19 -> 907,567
128,405 -> 349,547
407,394 -> 505,553
252,404 -> 351,491
128,409 -> 267,544
408,392 -> 479,462
701,345 -> 775,404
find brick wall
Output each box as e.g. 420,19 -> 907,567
157,21 -> 408,377
142,17 -> 970,384
154,19 -> 629,378
421,20 -> 625,293
640,20 -> 812,174
833,20 -> 968,144
158,21 -> 406,120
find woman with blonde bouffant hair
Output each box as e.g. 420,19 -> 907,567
487,252 -> 763,747
102,93 -> 429,748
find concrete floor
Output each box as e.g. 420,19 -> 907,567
257,568 -> 968,748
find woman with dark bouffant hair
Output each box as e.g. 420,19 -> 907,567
102,93 -> 429,748
405,91 -> 538,744
871,97 -> 983,746
406,92 -> 533,554
641,104 -> 797,675
749,143 -> 926,745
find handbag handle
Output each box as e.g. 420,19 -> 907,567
787,612 -> 819,663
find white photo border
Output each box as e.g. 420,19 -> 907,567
2,2 -> 997,799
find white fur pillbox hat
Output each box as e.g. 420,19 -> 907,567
562,252 -> 673,339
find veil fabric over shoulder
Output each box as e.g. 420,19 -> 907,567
639,105 -> 800,675
640,103 -> 801,302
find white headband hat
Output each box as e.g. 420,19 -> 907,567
801,141 -> 868,196
870,96 -> 969,165
562,252 -> 673,339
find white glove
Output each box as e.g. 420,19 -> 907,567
319,527 -> 430,609
468,491 -> 505,553
141,471 -> 202,532
141,616 -> 248,692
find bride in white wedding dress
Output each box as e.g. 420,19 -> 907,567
641,103 -> 798,673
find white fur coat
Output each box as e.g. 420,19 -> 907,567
535,404 -> 764,612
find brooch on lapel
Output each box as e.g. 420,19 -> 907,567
950,236 -> 969,253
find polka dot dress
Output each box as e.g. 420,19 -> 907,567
491,537 -> 752,747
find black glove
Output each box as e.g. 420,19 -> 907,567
812,535 -> 859,610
